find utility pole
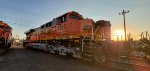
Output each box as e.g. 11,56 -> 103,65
119,10 -> 129,41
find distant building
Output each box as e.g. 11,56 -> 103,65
14,35 -> 20,44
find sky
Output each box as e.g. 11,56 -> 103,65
0,0 -> 150,40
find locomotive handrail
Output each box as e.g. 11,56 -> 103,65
81,32 -> 88,52
89,27 -> 99,48
81,26 -> 96,52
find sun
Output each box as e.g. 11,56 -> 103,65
111,29 -> 125,41
116,30 -> 124,37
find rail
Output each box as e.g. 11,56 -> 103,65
104,58 -> 150,71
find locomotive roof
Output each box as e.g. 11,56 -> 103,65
24,26 -> 42,35
40,11 -> 81,27
39,11 -> 78,28
95,20 -> 111,27
54,11 -> 82,19
24,11 -> 82,35
0,21 -> 12,29
40,21 -> 52,29
24,29 -> 35,35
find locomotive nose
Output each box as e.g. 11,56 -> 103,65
81,19 -> 94,30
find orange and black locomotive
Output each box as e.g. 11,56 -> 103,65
24,11 -> 111,63
0,21 -> 12,48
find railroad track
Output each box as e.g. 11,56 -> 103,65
104,59 -> 150,71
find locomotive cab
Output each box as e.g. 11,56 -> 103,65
66,11 -> 94,38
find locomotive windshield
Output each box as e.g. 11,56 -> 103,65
0,25 -> 11,32
3,28 -> 11,32
70,14 -> 82,20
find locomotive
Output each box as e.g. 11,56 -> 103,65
0,21 -> 12,48
24,11 -> 111,63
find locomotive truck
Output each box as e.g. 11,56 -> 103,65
0,21 -> 12,48
24,11 -> 111,63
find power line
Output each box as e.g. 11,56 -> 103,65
0,14 -> 27,23
0,15 -> 35,28
128,2 -> 150,11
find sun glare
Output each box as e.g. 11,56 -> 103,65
116,30 -> 124,37
111,29 -> 125,41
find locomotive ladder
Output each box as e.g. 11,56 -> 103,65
82,38 -> 94,62
82,28 -> 101,62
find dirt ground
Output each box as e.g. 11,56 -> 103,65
0,46 -> 105,71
